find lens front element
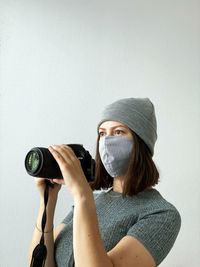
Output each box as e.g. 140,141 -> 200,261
27,151 -> 40,172
25,148 -> 43,175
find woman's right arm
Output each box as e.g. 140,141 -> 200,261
28,178 -> 62,267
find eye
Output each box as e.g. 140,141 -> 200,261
114,129 -> 124,135
99,131 -> 106,137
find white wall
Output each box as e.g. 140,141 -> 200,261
0,0 -> 199,266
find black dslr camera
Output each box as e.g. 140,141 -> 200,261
25,144 -> 95,182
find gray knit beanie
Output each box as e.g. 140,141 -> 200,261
98,97 -> 157,156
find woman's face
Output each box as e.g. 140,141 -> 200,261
98,120 -> 133,140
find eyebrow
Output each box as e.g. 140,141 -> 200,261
98,125 -> 128,130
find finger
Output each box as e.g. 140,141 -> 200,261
63,145 -> 84,163
52,178 -> 65,185
47,179 -> 55,184
59,145 -> 75,160
60,144 -> 77,157
48,145 -> 79,175
51,145 -> 77,163
63,145 -> 76,155
48,145 -> 68,166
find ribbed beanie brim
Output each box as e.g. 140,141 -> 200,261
97,98 -> 157,156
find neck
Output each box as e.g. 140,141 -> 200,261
112,176 -> 124,193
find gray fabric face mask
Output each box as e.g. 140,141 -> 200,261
99,136 -> 134,177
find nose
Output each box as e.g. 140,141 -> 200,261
106,129 -> 113,136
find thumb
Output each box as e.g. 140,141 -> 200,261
52,178 -> 65,185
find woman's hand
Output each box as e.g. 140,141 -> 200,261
34,177 -> 61,200
48,145 -> 91,198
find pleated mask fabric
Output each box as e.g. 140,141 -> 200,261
99,136 -> 134,177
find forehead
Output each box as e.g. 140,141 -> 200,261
99,120 -> 127,129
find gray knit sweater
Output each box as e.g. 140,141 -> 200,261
54,188 -> 181,266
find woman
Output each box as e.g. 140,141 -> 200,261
28,97 -> 181,267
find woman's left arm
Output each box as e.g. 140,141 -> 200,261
49,145 -> 156,267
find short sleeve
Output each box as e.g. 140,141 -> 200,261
127,208 -> 181,265
62,208 -> 74,224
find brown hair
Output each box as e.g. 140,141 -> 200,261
90,130 -> 159,197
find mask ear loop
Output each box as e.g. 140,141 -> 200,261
30,180 -> 53,267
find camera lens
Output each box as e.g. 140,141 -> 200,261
25,149 -> 42,175
25,145 -> 95,180
25,147 -> 62,178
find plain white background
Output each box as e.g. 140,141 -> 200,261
0,0 -> 199,266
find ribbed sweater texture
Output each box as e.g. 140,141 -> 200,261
55,188 -> 181,266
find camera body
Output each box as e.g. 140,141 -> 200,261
25,144 -> 95,182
